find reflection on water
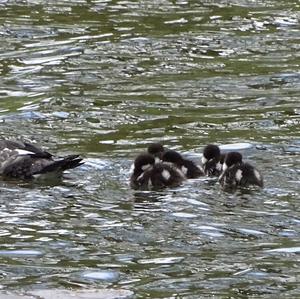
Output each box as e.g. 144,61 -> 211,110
0,0 -> 299,298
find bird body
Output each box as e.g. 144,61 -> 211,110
219,162 -> 263,189
162,150 -> 204,179
130,153 -> 185,190
0,140 -> 83,180
202,144 -> 224,176
219,151 -> 263,189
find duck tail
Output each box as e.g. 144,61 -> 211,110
39,155 -> 84,174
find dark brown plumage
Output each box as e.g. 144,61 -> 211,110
202,144 -> 223,176
162,150 -> 204,179
130,153 -> 185,190
0,140 -> 83,180
219,152 -> 263,190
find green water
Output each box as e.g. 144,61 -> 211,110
0,0 -> 299,298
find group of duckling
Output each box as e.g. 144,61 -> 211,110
0,139 -> 263,191
130,143 -> 263,191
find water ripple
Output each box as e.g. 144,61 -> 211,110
0,0 -> 299,298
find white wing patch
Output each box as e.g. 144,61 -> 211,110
0,148 -> 34,159
15,149 -> 35,155
181,166 -> 188,175
235,169 -> 243,182
254,169 -> 261,181
201,157 -> 207,164
162,169 -> 171,180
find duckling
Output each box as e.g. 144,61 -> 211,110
0,139 -> 83,180
130,153 -> 185,190
162,149 -> 204,179
202,144 -> 224,176
219,151 -> 263,189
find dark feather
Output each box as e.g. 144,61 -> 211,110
131,162 -> 184,190
219,162 -> 263,190
0,139 -> 84,180
37,156 -> 84,174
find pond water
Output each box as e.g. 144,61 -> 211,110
0,0 -> 299,298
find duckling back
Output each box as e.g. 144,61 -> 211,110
130,153 -> 185,190
219,161 -> 263,190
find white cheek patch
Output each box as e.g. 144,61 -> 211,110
181,166 -> 188,175
162,169 -> 171,180
154,157 -> 161,164
216,162 -> 222,171
235,169 -> 243,182
254,169 -> 261,181
201,157 -> 207,164
142,164 -> 152,171
223,163 -> 228,171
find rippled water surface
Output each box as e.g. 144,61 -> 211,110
0,0 -> 299,298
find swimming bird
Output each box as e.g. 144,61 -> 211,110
0,139 -> 84,180
130,153 -> 185,190
147,142 -> 165,163
218,151 -> 263,189
162,149 -> 204,179
202,144 -> 225,176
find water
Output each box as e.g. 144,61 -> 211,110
0,0 -> 299,298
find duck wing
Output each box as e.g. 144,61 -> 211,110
0,140 -> 52,158
35,155 -> 84,174
219,162 -> 263,189
238,163 -> 264,188
0,154 -> 83,180
0,139 -> 83,180
0,154 -> 43,179
183,159 -> 204,178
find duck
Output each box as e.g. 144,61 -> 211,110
0,139 -> 84,180
130,153 -> 185,190
202,144 -> 225,176
218,151 -> 263,189
147,142 -> 165,163
162,149 -> 204,179
129,142 -> 165,174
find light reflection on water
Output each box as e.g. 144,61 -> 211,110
0,0 -> 299,298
